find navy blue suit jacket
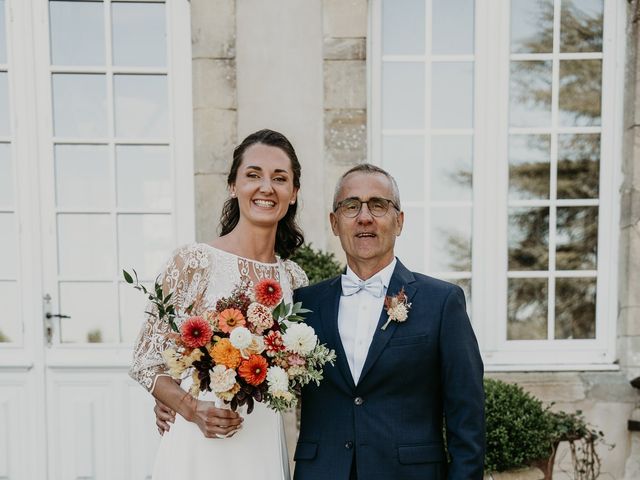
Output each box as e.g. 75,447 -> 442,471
293,260 -> 485,480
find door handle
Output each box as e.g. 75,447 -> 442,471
43,294 -> 71,346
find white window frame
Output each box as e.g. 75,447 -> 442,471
0,0 -> 195,368
369,0 -> 625,370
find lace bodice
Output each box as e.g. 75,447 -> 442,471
129,243 -> 309,392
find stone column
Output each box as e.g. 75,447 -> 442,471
191,0 -> 238,243
322,0 -> 368,258
621,1 -> 640,478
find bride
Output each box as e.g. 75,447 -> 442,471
129,129 -> 308,480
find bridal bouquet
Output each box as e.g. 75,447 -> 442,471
124,270 -> 335,413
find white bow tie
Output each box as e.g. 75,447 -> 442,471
341,275 -> 384,298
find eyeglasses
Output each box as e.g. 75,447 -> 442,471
334,197 -> 399,218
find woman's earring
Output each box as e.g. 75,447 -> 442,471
231,192 -> 236,198
290,200 -> 296,205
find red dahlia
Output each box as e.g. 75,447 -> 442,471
238,354 -> 269,386
254,279 -> 283,307
179,316 -> 213,348
264,330 -> 285,356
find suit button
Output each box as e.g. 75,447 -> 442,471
345,441 -> 353,449
354,397 -> 364,406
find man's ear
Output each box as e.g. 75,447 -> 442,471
329,212 -> 339,236
395,211 -> 404,236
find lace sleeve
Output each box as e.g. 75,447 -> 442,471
129,244 -> 212,392
283,259 -> 309,289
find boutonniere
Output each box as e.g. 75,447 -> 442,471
381,287 -> 411,330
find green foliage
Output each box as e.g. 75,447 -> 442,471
290,243 -> 343,285
484,379 -> 610,478
484,378 -> 555,472
0,329 -> 9,342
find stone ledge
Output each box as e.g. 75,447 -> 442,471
484,467 -> 545,480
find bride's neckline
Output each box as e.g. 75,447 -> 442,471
202,243 -> 280,266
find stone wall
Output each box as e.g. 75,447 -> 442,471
188,1 -> 640,476
322,0 -> 368,258
191,0 -> 237,243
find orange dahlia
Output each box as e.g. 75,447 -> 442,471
238,354 -> 269,386
210,338 -> 242,369
254,279 -> 282,307
179,316 -> 212,348
217,308 -> 246,333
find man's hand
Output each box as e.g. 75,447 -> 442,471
154,399 -> 176,435
190,400 -> 244,439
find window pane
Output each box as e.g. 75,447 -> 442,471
556,206 -> 598,270
559,59 -> 601,126
116,146 -> 171,209
49,1 -> 105,66
382,62 -> 424,129
508,207 -> 549,270
508,278 -> 548,340
509,61 -> 552,127
0,213 -> 17,277
0,0 -> 6,64
510,0 -> 554,53
119,281 -> 149,343
430,207 -> 471,272
382,135 -> 424,203
432,0 -> 474,55
555,277 -> 596,339
382,0 -> 425,55
112,2 -> 166,67
431,135 -> 472,202
55,145 -> 110,209
57,214 -> 114,278
0,72 -> 9,136
59,282 -> 117,343
560,0 -> 603,53
557,134 -> 599,199
0,143 -> 13,207
0,281 -> 18,343
508,134 -> 550,200
114,74 -> 168,138
52,74 -> 107,138
396,207 -> 424,272
431,62 -> 473,129
118,214 -> 173,279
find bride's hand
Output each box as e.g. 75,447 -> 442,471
190,400 -> 244,439
154,399 -> 176,435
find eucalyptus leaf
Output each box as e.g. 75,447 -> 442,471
123,270 -> 134,284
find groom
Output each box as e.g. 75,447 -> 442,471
292,164 -> 485,479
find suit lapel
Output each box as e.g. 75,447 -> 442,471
358,260 -> 417,384
320,277 -> 356,391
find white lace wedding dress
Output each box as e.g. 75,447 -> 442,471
129,243 -> 308,480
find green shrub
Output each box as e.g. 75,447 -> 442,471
484,378 -> 555,472
291,243 -> 343,285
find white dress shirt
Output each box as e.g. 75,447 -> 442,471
338,258 -> 397,385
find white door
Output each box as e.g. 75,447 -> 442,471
0,1 -> 194,478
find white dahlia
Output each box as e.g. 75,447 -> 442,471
229,326 -> 253,350
282,323 -> 317,355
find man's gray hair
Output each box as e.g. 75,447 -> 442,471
332,164 -> 401,211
